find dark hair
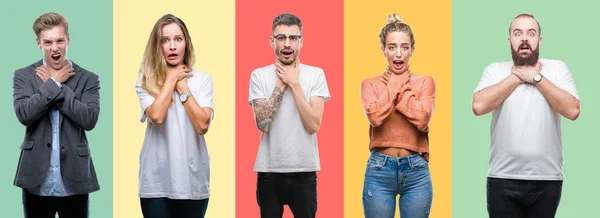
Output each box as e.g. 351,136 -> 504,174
272,13 -> 303,34
509,14 -> 541,35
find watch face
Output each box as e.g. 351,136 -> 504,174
534,74 -> 542,81
179,94 -> 187,102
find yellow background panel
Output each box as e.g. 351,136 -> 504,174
344,0 -> 452,217
113,0 -> 235,217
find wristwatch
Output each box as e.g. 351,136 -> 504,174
179,92 -> 193,103
532,73 -> 543,85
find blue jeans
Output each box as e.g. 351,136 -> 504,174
140,197 -> 209,218
362,152 -> 433,218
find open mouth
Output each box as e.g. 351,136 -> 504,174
518,43 -> 531,52
167,53 -> 178,60
51,54 -> 61,62
393,60 -> 405,69
281,50 -> 294,58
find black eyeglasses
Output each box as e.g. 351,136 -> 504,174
273,34 -> 302,42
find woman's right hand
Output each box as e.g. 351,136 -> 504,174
166,64 -> 193,82
381,67 -> 391,85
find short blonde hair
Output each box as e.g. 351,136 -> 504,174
33,12 -> 69,40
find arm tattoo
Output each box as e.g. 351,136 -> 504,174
252,86 -> 285,131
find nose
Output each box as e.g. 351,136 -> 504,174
520,34 -> 528,42
284,38 -> 291,47
395,49 -> 402,58
51,43 -> 59,52
169,40 -> 176,51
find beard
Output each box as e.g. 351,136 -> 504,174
511,42 -> 539,66
275,46 -> 298,65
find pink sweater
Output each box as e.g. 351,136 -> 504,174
360,73 -> 436,161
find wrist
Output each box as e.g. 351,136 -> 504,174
180,87 -> 191,93
289,81 -> 300,91
49,77 -> 62,87
276,81 -> 286,89
510,74 -> 522,84
532,73 -> 543,85
166,76 -> 179,84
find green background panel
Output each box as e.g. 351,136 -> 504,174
0,0 -> 113,217
453,0 -> 599,217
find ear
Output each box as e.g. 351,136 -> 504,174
410,46 -> 415,56
36,38 -> 41,49
298,37 -> 303,49
269,36 -> 274,48
66,36 -> 71,46
381,46 -> 386,57
538,36 -> 542,46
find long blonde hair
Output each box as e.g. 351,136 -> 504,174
140,14 -> 195,97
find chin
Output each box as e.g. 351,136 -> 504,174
167,60 -> 180,66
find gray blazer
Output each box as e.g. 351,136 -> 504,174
13,60 -> 100,194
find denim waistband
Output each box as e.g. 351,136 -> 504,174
370,151 -> 423,163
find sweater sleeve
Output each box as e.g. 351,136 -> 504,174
395,76 -> 436,132
360,78 -> 397,127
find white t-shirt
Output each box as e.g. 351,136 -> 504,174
474,58 -> 579,180
136,69 -> 214,199
248,63 -> 331,172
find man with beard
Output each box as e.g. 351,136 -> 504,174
472,14 -> 580,218
247,13 -> 330,218
13,12 -> 101,217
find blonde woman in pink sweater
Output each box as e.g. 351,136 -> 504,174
360,13 -> 436,218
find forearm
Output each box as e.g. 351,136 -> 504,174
145,78 -> 177,125
290,83 -> 322,134
13,79 -> 59,126
252,84 -> 286,132
472,74 -> 521,115
56,83 -> 100,131
395,83 -> 435,132
182,97 -> 212,135
536,79 -> 580,120
361,80 -> 395,127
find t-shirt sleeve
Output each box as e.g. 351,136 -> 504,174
136,76 -> 155,123
248,70 -> 265,105
310,69 -> 331,101
555,61 -> 580,100
194,73 -> 215,121
474,63 -> 500,93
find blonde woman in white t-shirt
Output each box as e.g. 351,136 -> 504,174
135,14 -> 214,218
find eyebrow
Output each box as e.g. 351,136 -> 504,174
512,29 -> 537,34
41,39 -> 63,43
162,35 -> 184,38
387,42 -> 410,46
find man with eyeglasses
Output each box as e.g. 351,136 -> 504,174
248,13 -> 331,218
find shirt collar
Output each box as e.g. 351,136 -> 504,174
42,59 -> 74,70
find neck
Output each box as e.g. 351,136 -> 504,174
167,63 -> 181,69
390,68 -> 410,76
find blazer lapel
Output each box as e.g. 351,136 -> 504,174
59,61 -> 83,127
31,60 -> 54,126
32,60 -> 44,87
